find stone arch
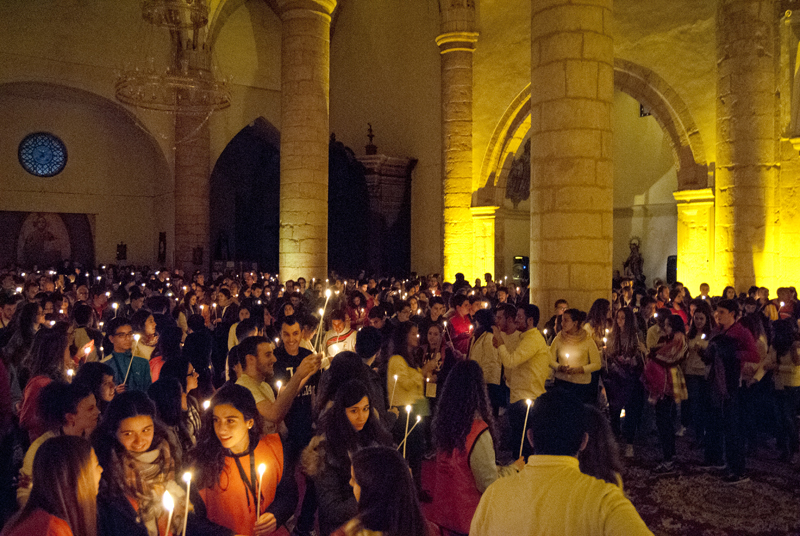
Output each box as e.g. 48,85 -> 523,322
475,59 -> 709,207
207,0 -> 344,45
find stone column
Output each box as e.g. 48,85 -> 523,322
437,1 -> 478,282
716,0 -> 777,290
277,0 -> 337,282
674,188 -> 716,295
471,206 -> 500,280
530,0 -> 614,311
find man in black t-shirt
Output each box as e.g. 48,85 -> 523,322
272,314 -> 319,536
272,315 -> 318,451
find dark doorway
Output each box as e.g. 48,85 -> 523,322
209,118 -> 280,272
328,135 -> 369,277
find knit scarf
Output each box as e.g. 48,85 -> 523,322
123,439 -> 184,536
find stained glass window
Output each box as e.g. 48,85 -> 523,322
18,132 -> 67,177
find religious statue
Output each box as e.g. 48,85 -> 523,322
623,236 -> 645,287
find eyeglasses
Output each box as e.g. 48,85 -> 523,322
113,331 -> 134,338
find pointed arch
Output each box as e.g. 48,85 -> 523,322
475,59 -> 709,207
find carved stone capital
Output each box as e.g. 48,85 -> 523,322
275,0 -> 336,18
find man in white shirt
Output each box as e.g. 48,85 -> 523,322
235,335 -> 320,434
323,309 -> 357,358
470,390 -> 653,536
493,303 -> 551,458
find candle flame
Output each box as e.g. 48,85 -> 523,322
203,400 -> 211,410
405,405 -> 412,413
526,399 -> 532,406
257,463 -> 266,477
182,472 -> 192,483
162,490 -> 174,512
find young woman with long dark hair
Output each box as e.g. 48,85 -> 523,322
19,326 -> 73,441
2,436 -> 101,536
385,322 -> 437,500
130,310 -> 158,361
683,300 -> 715,445
467,309 -> 503,415
91,390 -> 186,536
429,360 -> 521,535
302,379 -> 393,536
604,307 -> 646,457
332,446 -> 430,536
189,384 -> 294,536
73,362 -> 117,415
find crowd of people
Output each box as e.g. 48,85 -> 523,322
0,262 -> 797,536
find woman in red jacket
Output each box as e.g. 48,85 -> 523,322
190,384 -> 290,536
429,360 -> 522,536
2,435 -> 102,536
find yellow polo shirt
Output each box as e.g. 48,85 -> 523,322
469,455 -> 653,536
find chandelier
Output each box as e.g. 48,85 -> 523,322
115,0 -> 231,114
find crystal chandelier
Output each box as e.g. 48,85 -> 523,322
115,0 -> 231,114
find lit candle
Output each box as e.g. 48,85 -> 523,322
66,368 -> 74,381
701,333 -> 706,340
84,346 -> 91,360
276,380 -> 282,396
403,405 -> 412,458
112,302 -> 118,317
390,374 -> 398,407
122,351 -> 135,386
520,399 -> 532,458
202,400 -> 211,410
397,415 -> 422,452
564,353 -> 570,368
181,472 -> 191,536
543,328 -> 548,335
256,463 -> 266,516
163,491 -> 174,536
314,289 -> 333,349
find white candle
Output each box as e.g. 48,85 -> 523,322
163,491 -> 174,536
122,352 -> 135,386
314,290 -> 333,349
397,415 -> 422,451
403,405 -> 412,459
564,353 -> 570,368
520,399 -> 532,458
390,375 -> 398,407
181,472 -> 191,536
276,381 -> 282,396
256,463 -> 266,516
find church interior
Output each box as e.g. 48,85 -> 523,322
1,0 -> 798,309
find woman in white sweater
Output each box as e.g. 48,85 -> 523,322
469,309 -> 503,415
773,318 -> 800,463
549,308 -> 601,404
